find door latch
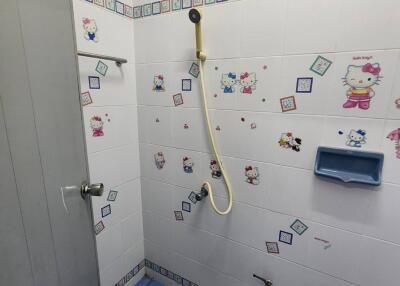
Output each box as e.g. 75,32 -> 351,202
81,181 -> 104,199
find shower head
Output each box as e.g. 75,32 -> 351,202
189,8 -> 201,24
188,8 -> 206,61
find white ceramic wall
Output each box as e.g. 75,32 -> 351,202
135,0 -> 400,286
73,1 -> 144,285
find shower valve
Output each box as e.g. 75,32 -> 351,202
195,186 -> 209,202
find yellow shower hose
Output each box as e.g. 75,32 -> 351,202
198,60 -> 233,215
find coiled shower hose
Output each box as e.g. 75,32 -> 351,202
198,60 -> 233,215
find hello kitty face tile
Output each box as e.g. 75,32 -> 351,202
381,120 -> 400,185
234,57 -> 282,112
324,50 -> 399,119
278,54 -> 337,115
321,116 -> 385,151
204,59 -> 238,110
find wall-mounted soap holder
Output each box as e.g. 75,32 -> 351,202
314,147 -> 384,186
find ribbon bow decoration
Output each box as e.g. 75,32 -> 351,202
228,72 -> 236,80
356,129 -> 366,136
240,72 -> 249,80
362,63 -> 381,76
82,18 -> 91,25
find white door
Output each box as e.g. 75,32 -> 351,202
0,0 -> 100,285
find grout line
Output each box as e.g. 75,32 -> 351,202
135,49 -> 400,66
137,103 -> 394,121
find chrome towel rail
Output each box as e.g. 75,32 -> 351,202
77,51 -> 127,66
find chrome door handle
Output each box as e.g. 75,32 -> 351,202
81,181 -> 104,199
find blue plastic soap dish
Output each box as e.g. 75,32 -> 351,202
314,147 -> 384,186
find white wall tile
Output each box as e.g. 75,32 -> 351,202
88,144 -> 140,189
358,237 -> 400,286
336,0 -> 400,52
203,2 -> 242,60
239,0 -> 286,58
96,223 -> 123,270
284,0 -> 343,54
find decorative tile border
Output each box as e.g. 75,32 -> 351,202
134,0 -> 231,19
145,259 -> 198,286
114,259 -> 145,286
81,0 -> 231,20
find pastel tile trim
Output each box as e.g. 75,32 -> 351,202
81,0 -> 134,19
114,259 -> 145,286
133,0 -> 230,19
145,259 -> 198,286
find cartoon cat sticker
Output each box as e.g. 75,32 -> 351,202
342,63 -> 382,110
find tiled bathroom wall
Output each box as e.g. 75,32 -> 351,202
73,1 -> 144,285
135,0 -> 400,286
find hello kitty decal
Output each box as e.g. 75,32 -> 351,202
90,116 -> 104,137
346,129 -> 367,148
342,63 -> 382,110
221,73 -> 237,93
182,157 -> 194,173
279,132 -> 302,152
395,98 -> 400,109
245,166 -> 260,185
239,72 -> 257,94
219,72 -> 257,94
153,75 -> 165,92
82,18 -> 99,42
210,160 -> 222,179
154,152 -> 166,169
387,129 -> 400,159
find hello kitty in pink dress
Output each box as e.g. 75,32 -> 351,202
342,63 -> 381,110
239,72 -> 257,94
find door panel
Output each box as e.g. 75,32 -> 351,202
0,98 -> 34,286
0,0 -> 100,285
